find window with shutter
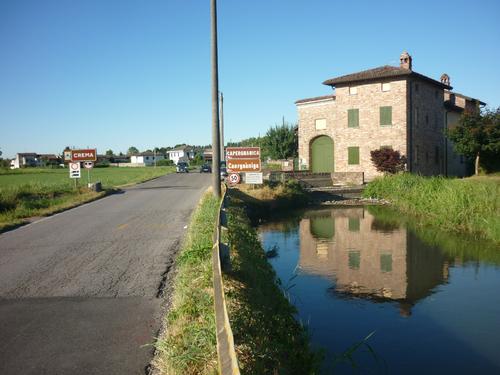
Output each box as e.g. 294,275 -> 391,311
380,106 -> 392,126
348,147 -> 360,165
348,109 -> 359,128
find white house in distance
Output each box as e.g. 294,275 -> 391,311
167,147 -> 195,164
11,153 -> 40,169
10,153 -> 60,169
130,152 -> 165,166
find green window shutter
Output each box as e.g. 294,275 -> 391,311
348,109 -> 359,128
348,218 -> 360,232
348,147 -> 360,165
380,254 -> 393,273
380,106 -> 392,126
348,251 -> 361,270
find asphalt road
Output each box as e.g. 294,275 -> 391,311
0,172 -> 210,375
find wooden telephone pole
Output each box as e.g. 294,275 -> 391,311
211,0 -> 221,198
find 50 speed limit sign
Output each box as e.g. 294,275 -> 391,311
228,173 -> 241,184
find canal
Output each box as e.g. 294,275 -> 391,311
258,206 -> 500,374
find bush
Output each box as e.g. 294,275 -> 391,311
370,148 -> 407,174
156,159 -> 174,166
363,173 -> 500,242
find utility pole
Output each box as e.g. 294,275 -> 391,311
219,91 -> 224,163
211,0 -> 221,197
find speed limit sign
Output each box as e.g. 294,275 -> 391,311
228,173 -> 241,184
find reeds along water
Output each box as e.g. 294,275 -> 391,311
363,173 -> 500,242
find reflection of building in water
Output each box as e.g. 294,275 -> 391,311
299,208 -> 449,315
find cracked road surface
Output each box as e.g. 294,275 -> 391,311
0,172 -> 210,375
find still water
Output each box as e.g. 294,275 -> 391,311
259,206 -> 500,374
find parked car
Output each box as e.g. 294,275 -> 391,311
220,167 -> 228,178
176,162 -> 189,173
200,164 -> 212,173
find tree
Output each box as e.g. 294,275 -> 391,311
370,147 -> 407,174
0,148 -> 9,168
447,107 -> 500,175
127,146 -> 139,155
263,122 -> 298,160
105,149 -> 114,156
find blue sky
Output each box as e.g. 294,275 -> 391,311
1,0 -> 499,158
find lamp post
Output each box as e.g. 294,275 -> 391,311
211,0 -> 221,198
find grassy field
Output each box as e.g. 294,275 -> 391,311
363,173 -> 500,243
0,166 -> 174,188
0,166 -> 174,230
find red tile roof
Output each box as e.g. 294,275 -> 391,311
323,65 -> 452,89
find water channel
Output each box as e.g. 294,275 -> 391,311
258,206 -> 500,374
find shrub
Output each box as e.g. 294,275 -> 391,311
370,147 -> 407,174
156,159 -> 174,166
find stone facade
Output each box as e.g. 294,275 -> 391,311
296,52 -> 482,180
297,79 -> 409,181
408,79 -> 446,176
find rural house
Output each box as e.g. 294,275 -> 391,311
167,147 -> 195,165
10,153 -> 61,169
130,152 -> 165,166
296,51 -> 484,182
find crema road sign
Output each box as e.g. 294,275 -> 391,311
71,149 -> 97,162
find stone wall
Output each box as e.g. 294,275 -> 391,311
297,79 -> 408,181
331,172 -> 364,186
408,79 -> 446,176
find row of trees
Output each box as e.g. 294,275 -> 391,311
227,121 -> 298,161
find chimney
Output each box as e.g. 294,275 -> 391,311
440,73 -> 450,86
400,51 -> 412,70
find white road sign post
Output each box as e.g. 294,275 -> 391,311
69,162 -> 81,178
83,161 -> 93,184
69,162 -> 81,188
245,172 -> 263,184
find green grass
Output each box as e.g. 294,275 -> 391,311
363,173 -> 500,243
0,166 -> 174,230
225,191 -> 320,374
153,191 -> 219,375
0,166 -> 174,188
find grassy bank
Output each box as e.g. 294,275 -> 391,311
153,191 -> 219,375
225,189 -> 320,374
363,173 -> 500,243
0,166 -> 174,230
153,185 -> 318,375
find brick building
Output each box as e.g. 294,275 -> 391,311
296,51 -> 483,182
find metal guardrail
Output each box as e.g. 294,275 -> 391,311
212,185 -> 240,375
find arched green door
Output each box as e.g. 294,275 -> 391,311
311,136 -> 334,173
